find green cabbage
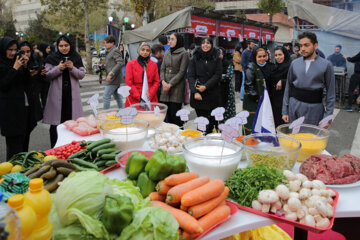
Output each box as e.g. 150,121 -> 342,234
117,207 -> 179,240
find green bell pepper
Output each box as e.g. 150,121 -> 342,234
167,154 -> 186,174
136,172 -> 156,198
125,152 -> 149,180
102,194 -> 134,235
145,149 -> 172,181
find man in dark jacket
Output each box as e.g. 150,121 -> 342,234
327,45 -> 346,67
241,40 -> 255,70
344,51 -> 360,112
103,35 -> 124,109
150,44 -> 165,99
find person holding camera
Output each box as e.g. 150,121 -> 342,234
0,37 -> 40,160
188,37 -> 222,134
43,35 -> 85,147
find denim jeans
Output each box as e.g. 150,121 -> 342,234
103,85 -> 123,109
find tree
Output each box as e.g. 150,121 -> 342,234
257,0 -> 285,25
0,0 -> 17,38
24,12 -> 59,45
40,0 -> 108,73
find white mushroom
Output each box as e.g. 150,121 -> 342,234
296,208 -> 306,220
252,200 -> 262,211
290,192 -> 299,199
327,197 -> 334,204
285,212 -> 298,221
289,180 -> 302,192
327,189 -> 336,198
311,189 -> 321,196
308,207 -> 319,216
326,203 -> 334,218
261,203 -> 271,213
283,204 -> 289,212
304,215 -> 316,227
312,180 -> 326,190
302,180 -> 313,189
288,197 -> 302,212
299,188 -> 311,200
283,170 -> 297,181
258,190 -> 279,204
314,215 -> 322,223
296,173 -> 308,183
275,184 -> 290,200
270,205 -> 278,214
320,189 -> 330,198
316,218 -> 330,228
273,201 -> 282,210
315,200 -> 329,218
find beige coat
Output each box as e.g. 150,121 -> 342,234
160,47 -> 189,103
233,51 -> 242,72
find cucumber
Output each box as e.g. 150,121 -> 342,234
96,148 -> 117,157
44,174 -> 64,193
67,149 -> 87,159
86,139 -> 111,151
105,160 -> 117,167
69,158 -> 99,170
100,153 -> 116,160
51,160 -> 77,170
91,143 -> 116,153
71,163 -> 90,171
95,160 -> 107,167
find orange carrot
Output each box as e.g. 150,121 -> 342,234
190,205 -> 231,238
165,172 -> 199,186
149,192 -> 166,202
151,201 -> 203,235
180,204 -> 189,212
188,187 -> 229,218
220,200 -> 226,206
182,232 -> 193,239
156,180 -> 172,194
181,179 -> 225,207
166,199 -> 180,208
167,176 -> 210,204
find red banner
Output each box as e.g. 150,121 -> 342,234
184,16 -> 217,35
219,21 -> 242,39
261,28 -> 275,41
243,25 -> 260,39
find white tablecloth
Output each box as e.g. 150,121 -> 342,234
55,125 -> 360,239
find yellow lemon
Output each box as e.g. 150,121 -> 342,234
0,162 -> 14,176
43,155 -> 57,162
11,165 -> 22,173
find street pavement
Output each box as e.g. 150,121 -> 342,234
1,74 -> 359,161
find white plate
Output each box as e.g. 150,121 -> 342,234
326,180 -> 360,189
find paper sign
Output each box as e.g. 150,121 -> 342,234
318,114 -> 334,128
154,106 -> 160,118
218,124 -> 239,143
211,107 -> 225,121
87,93 -> 99,116
236,111 -> 250,125
176,109 -> 190,122
116,107 -> 138,125
225,117 -> 242,131
118,86 -> 131,98
289,116 -> 305,134
194,117 -> 209,132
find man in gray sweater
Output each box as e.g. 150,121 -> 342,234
282,32 -> 335,126
103,35 -> 124,109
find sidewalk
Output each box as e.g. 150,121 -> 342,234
82,74 -> 99,82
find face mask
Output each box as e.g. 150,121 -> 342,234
257,62 -> 267,67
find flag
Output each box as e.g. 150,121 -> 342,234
252,86 -> 276,134
107,24 -> 121,47
227,33 -> 232,42
141,68 -> 151,109
238,34 -> 243,42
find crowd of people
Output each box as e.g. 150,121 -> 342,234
1,30 -> 360,160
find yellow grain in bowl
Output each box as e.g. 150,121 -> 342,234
180,130 -> 202,138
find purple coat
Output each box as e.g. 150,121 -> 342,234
43,63 -> 85,125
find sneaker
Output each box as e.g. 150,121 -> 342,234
344,105 -> 353,112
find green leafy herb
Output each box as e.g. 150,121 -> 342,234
225,164 -> 285,207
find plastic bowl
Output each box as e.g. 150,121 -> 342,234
242,133 -> 301,170
130,102 -> 167,128
276,124 -> 330,162
100,119 -> 149,150
182,136 -> 243,181
96,108 -> 120,130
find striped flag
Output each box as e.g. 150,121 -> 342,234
252,86 -> 275,134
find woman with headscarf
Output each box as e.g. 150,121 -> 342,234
232,46 -> 243,92
244,47 -> 275,134
270,46 -> 291,127
43,35 -> 85,147
160,33 -> 189,126
188,37 -> 222,134
125,42 -> 160,107
0,37 -> 39,159
38,43 -> 51,110
219,47 -> 236,121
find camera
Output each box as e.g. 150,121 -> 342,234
15,50 -> 25,59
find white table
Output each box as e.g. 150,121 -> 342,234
55,126 -> 360,239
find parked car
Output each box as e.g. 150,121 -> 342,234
99,47 -> 106,57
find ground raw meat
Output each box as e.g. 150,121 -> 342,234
300,154 -> 360,185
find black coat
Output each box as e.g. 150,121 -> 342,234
188,47 -> 223,110
0,37 -> 40,136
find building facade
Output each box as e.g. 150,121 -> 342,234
13,0 -> 43,32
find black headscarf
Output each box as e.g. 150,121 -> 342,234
218,47 -> 229,74
170,33 -> 184,54
45,35 -> 84,68
194,37 -> 218,61
18,40 -> 38,69
274,46 -> 291,76
38,43 -> 50,59
0,37 -> 18,67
